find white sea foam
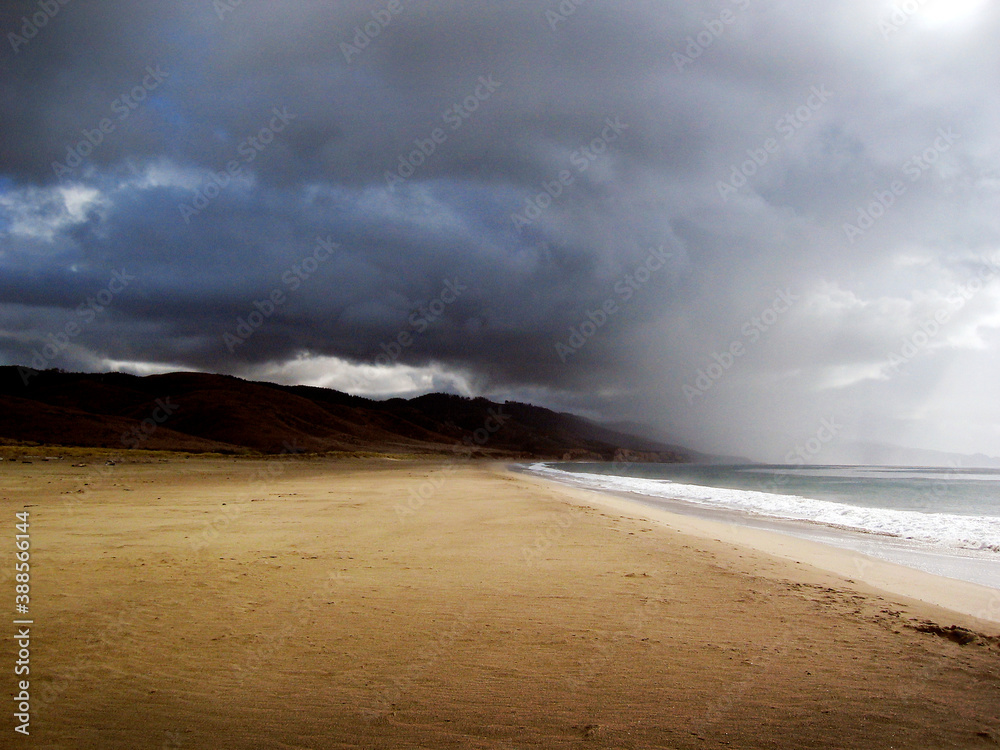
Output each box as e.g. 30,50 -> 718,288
527,463 -> 1000,554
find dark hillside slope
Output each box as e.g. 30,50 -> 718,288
0,367 -> 699,461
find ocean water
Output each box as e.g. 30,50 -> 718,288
525,462 -> 1000,590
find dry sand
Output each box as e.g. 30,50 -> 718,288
2,455 -> 999,749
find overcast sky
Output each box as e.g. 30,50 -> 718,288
2,0 -> 999,461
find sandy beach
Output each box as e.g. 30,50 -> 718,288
3,455 -> 999,749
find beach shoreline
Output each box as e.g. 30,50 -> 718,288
514,465 -> 1000,627
3,456 -> 998,748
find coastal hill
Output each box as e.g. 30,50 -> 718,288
0,367 -> 700,460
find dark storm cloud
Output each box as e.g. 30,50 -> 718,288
3,0 -> 1000,458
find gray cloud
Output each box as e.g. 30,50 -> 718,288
3,0 -> 1000,460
